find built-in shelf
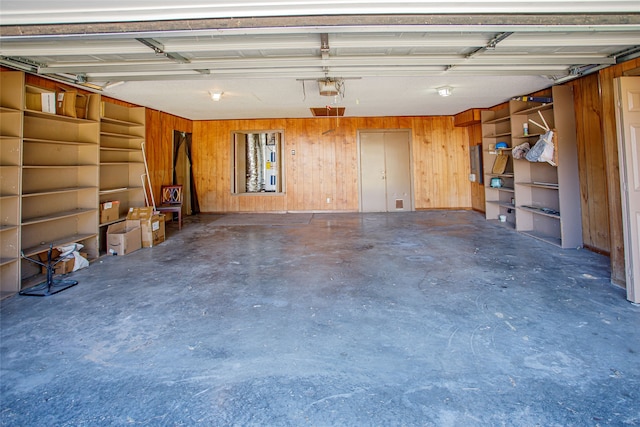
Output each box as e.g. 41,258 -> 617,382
100,147 -> 141,152
0,106 -> 20,113
98,217 -> 127,228
487,173 -> 514,178
512,103 -> 554,116
519,205 -> 560,219
0,71 -> 24,295
22,233 -> 98,258
520,230 -> 562,248
24,109 -> 96,124
484,132 -> 512,138
100,131 -> 145,139
0,257 -> 18,267
490,187 -> 515,193
23,137 -> 95,146
517,182 -> 559,190
482,86 -> 581,249
101,116 -> 142,127
22,186 -> 98,197
22,208 -> 97,226
483,115 -> 510,125
99,102 -> 146,255
0,224 -> 19,233
99,186 -> 143,195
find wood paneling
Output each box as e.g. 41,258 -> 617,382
192,116 -> 471,212
144,109 -> 192,206
454,109 -> 482,127
467,123 -> 485,212
597,57 -> 640,286
566,73 -> 610,254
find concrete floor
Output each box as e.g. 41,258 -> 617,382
1,211 -> 639,426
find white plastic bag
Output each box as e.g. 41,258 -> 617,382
55,243 -> 89,272
525,130 -> 556,166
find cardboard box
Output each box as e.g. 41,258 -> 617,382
106,220 -> 142,255
39,250 -> 88,275
100,201 -> 121,224
127,207 -> 166,247
26,91 -> 56,113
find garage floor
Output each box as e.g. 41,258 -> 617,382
1,211 -> 639,426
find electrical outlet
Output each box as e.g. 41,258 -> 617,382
326,198 -> 331,203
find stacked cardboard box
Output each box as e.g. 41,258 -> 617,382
106,221 -> 142,255
100,201 -> 120,224
126,207 -> 166,248
38,249 -> 88,275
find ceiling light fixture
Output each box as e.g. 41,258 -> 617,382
210,91 -> 223,101
437,86 -> 453,97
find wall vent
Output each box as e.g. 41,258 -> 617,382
310,107 -> 345,117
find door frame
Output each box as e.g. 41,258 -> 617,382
357,129 -> 415,212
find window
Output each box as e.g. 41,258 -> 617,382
232,131 -> 284,194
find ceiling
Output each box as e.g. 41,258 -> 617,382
1,1 -> 640,120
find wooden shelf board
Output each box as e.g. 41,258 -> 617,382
513,133 -> 546,139
516,182 -> 559,190
0,106 -> 21,113
98,217 -> 127,228
484,132 -> 512,138
22,233 -> 98,258
23,137 -> 96,146
0,193 -> 20,200
496,187 -> 515,193
22,208 -> 97,226
0,291 -> 17,301
100,131 -> 144,140
487,200 -> 516,209
22,186 -> 98,197
0,257 -> 19,267
101,117 -> 144,127
0,224 -> 19,232
99,186 -> 143,196
519,230 -> 562,247
25,109 -> 97,124
23,164 -> 97,169
0,135 -> 21,140
483,116 -> 510,125
486,173 -> 514,178
100,161 -> 144,165
518,205 -> 560,219
100,146 -> 141,152
512,103 -> 554,116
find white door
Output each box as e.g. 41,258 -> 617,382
614,76 -> 640,303
359,131 -> 413,212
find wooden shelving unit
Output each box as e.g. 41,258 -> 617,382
481,101 -> 525,229
19,84 -> 101,284
0,72 -> 24,297
99,102 -> 146,254
0,71 -> 151,297
482,86 -> 582,248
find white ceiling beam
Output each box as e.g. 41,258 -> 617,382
79,62 -> 570,81
34,53 -> 615,75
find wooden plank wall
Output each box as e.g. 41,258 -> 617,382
467,123 -> 485,212
192,116 -> 471,212
566,73 -> 610,254
144,109 -> 193,205
596,57 -> 640,286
